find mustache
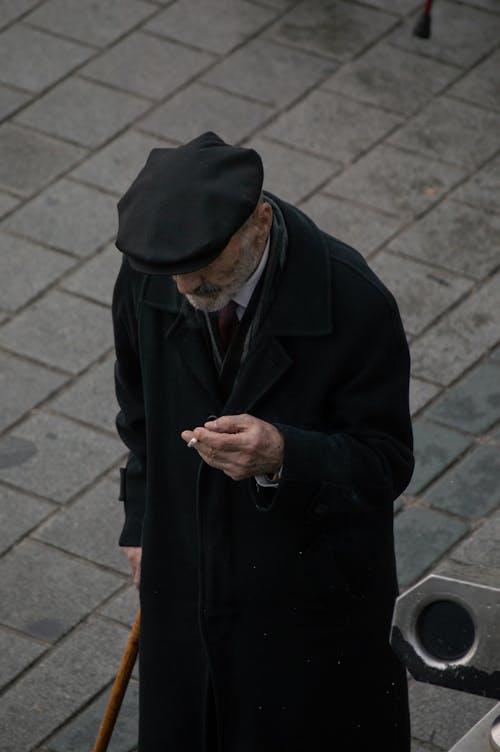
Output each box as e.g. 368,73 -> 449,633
190,282 -> 223,297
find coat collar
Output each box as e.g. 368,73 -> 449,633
140,195 -> 333,338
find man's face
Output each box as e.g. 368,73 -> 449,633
172,202 -> 273,312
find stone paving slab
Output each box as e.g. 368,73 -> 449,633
0,0 -> 41,30
266,89 -> 402,163
16,78 -> 150,149
0,411 -> 123,503
34,477 -> 130,574
0,124 -> 86,197
61,245 -> 121,307
409,378 -> 441,417
99,586 -> 139,629
0,617 -> 130,752
0,539 -> 123,642
0,289 -> 113,374
265,0 -> 397,62
452,153 -> 500,215
139,81 -> 274,145
0,626 -> 47,692
70,130 -> 172,196
425,445 -> 500,519
0,190 -> 19,218
46,680 -> 139,752
145,0 -> 277,55
370,252 -> 473,337
299,192 -> 401,256
450,508 -> 500,570
81,31 -> 215,101
388,0 -> 500,67
0,485 -> 54,556
322,42 -> 460,116
203,38 -> 337,108
48,356 -> 117,432
388,97 -> 500,170
448,48 -> 500,112
411,271 -> 500,385
0,83 -> 31,122
388,200 -> 500,281
0,232 -> 76,312
0,351 -> 68,432
406,420 -> 472,496
425,361 -> 500,434
394,506 -> 468,587
324,144 -> 465,219
25,0 -> 156,47
0,24 -> 93,93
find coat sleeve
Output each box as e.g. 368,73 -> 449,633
273,270 -> 414,510
112,258 -> 147,546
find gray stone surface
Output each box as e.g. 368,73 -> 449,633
0,25 -> 92,93
26,0 -> 155,46
299,192 -> 400,256
0,84 -> 30,122
61,245 -> 121,307
388,0 -> 500,67
425,362 -> 500,434
388,97 -> 500,170
449,48 -> 500,112
0,350 -> 68,432
0,411 -> 123,502
0,539 -> 122,641
4,179 -> 117,257
406,420 -> 472,496
145,0 -> 276,54
0,0 -> 40,29
0,124 -> 85,197
324,144 -> 464,219
322,42 -> 460,116
16,78 -> 150,148
0,617 -> 130,752
452,154 -> 500,215
0,485 -> 54,556
139,82 -> 273,145
411,271 -> 500,385
203,38 -> 336,108
266,0 -> 396,61
34,477 -> 129,573
48,356 -> 117,432
425,445 -> 500,520
394,506 -> 468,587
47,679 -> 139,752
409,378 -> 441,417
0,191 -> 18,219
0,627 -> 46,691
451,509 -> 500,570
409,682 -> 497,750
266,89 -> 401,163
370,252 -> 473,337
82,31 -> 214,100
70,130 -> 172,195
0,289 -> 113,374
99,586 -> 138,628
245,136 -> 337,204
0,232 -> 75,311
388,200 -> 500,281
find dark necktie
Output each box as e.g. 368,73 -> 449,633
217,300 -> 239,354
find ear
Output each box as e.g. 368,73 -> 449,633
256,201 -> 273,234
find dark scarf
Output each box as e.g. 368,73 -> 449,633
202,196 -> 288,399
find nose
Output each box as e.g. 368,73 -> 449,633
173,272 -> 202,295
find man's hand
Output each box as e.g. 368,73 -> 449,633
124,546 -> 142,588
181,414 -> 284,482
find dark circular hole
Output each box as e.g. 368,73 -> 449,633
416,599 -> 475,662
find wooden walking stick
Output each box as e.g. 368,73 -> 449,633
93,608 -> 141,752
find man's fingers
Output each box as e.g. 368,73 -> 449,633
204,414 -> 249,433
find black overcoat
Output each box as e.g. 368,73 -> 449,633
112,196 -> 414,751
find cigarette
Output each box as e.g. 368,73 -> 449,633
187,438 -> 198,448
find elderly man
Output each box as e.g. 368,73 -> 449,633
112,131 -> 414,751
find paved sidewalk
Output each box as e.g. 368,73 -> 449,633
0,1 -> 499,750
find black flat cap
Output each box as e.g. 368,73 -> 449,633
115,131 -> 263,275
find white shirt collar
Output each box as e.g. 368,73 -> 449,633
232,235 -> 270,314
